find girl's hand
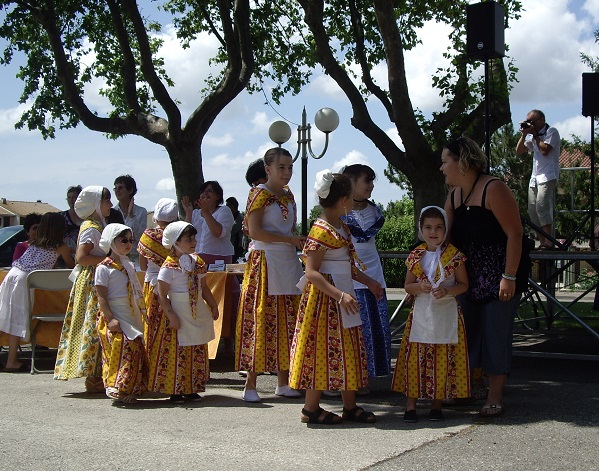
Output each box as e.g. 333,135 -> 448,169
367,280 -> 384,301
431,287 -> 448,299
166,311 -> 181,330
107,318 -> 122,333
340,292 -> 360,315
420,281 -> 432,293
289,235 -> 306,250
210,305 -> 219,320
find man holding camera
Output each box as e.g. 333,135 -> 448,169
516,109 -> 561,249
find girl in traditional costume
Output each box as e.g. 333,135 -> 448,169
391,206 -> 470,422
54,186 -> 112,392
137,198 -> 179,393
342,164 -> 392,381
96,224 -> 148,405
289,170 -> 384,425
236,148 -> 305,403
156,222 -> 219,403
0,212 -> 74,372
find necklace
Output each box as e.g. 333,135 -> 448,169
463,173 -> 482,210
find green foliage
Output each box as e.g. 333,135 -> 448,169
580,29 -> 599,72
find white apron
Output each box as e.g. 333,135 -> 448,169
168,291 -> 215,346
108,297 -> 144,341
253,240 -> 303,295
352,239 -> 386,289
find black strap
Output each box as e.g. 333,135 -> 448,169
480,178 -> 500,207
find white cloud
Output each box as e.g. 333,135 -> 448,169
0,103 -> 31,136
155,178 -> 175,192
583,0 -> 599,23
555,115 -> 593,141
331,150 -> 369,172
204,132 -> 234,147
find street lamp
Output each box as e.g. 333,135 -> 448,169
268,106 -> 339,235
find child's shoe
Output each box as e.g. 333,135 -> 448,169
403,409 -> 418,423
429,409 -> 444,421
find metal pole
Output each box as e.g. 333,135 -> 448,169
301,107 -> 308,236
591,116 -> 596,244
484,57 -> 491,171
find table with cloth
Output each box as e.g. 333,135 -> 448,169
0,268 -> 240,359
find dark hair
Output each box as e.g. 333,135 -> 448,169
263,147 -> 292,166
226,197 -> 239,208
101,187 -> 112,201
199,181 -> 224,206
245,159 -> 267,187
106,207 -> 124,225
66,185 -> 83,196
342,164 -> 376,183
22,213 -> 42,232
319,174 -> 353,208
114,175 -> 137,197
178,225 -> 198,241
32,212 -> 66,249
419,207 -> 445,229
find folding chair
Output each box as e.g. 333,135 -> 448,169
26,269 -> 73,374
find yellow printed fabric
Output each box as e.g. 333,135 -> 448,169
138,228 -> 169,268
391,242 -> 470,399
241,185 -> 297,236
146,255 -> 209,395
54,219 -> 104,380
235,249 -> 299,372
97,315 -> 148,396
289,219 -> 369,391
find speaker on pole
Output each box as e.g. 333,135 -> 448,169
582,73 -> 599,117
467,2 -> 505,60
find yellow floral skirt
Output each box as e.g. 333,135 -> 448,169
289,276 -> 369,391
235,250 -> 299,372
54,265 -> 102,380
391,306 -> 470,399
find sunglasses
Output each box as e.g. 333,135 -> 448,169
118,238 -> 135,244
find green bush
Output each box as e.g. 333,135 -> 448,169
376,215 -> 415,287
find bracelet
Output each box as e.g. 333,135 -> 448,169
502,273 -> 517,281
338,292 -> 345,305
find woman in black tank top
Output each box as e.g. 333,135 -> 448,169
440,136 -> 523,418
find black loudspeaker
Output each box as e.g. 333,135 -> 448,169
582,73 -> 599,117
467,2 -> 505,60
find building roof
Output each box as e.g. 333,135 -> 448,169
0,199 -> 61,217
560,148 -> 591,168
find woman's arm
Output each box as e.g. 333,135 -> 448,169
157,280 -> 180,329
304,250 -> 360,315
56,244 -> 75,269
247,208 -> 305,249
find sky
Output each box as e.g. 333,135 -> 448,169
0,0 -> 598,219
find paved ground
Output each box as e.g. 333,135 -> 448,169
1,333 -> 598,471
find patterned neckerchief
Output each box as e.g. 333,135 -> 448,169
407,242 -> 462,283
343,201 -> 385,242
242,185 -> 297,235
303,218 -> 366,273
138,228 -> 169,267
162,254 -> 207,319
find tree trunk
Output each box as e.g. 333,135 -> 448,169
406,152 -> 448,229
168,140 -> 204,210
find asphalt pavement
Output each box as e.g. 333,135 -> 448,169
1,333 -> 598,471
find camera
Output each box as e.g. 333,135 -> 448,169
519,120 -> 534,130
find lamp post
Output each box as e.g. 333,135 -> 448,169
268,106 -> 339,235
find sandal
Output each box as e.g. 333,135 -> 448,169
85,376 -> 105,393
106,387 -> 138,405
479,403 -> 504,417
342,406 -> 376,423
300,407 -> 342,425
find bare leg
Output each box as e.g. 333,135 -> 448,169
341,390 -> 357,410
485,374 -> 507,406
405,396 -> 417,411
244,371 -> 258,390
277,370 -> 289,388
5,334 -> 22,369
540,224 -> 553,247
304,389 -> 322,412
431,399 -> 443,410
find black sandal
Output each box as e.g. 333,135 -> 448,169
342,406 -> 376,423
301,407 -> 342,424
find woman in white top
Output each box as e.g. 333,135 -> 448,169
113,175 -> 147,267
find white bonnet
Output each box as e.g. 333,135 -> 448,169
162,221 -> 192,250
99,223 -> 131,255
153,198 -> 179,223
75,185 -> 105,219
314,169 -> 334,199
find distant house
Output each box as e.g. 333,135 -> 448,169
560,147 -> 590,168
0,198 -> 61,228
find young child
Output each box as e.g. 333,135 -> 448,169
289,170 -> 384,425
0,212 -> 75,372
54,186 -> 113,392
391,206 -> 470,422
95,223 -> 149,405
12,213 -> 42,262
156,221 -> 219,403
137,198 -> 179,392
